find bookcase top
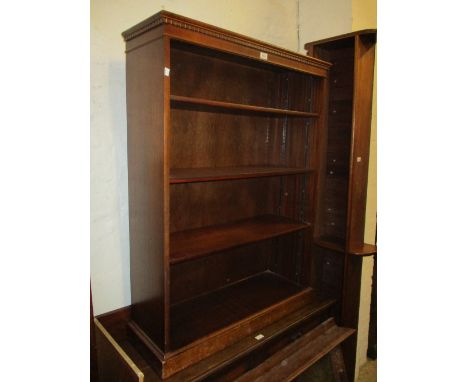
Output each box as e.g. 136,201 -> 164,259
122,10 -> 331,71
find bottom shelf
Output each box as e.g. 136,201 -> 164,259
170,271 -> 307,349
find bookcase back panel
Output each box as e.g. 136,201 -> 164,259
278,174 -> 314,222
169,271 -> 308,350
170,173 -> 313,233
311,38 -> 355,63
170,240 -> 272,304
170,178 -> 279,233
170,40 -> 314,112
171,41 -> 281,108
315,40 -> 355,243
283,118 -> 315,168
170,108 -> 285,168
171,110 -> 313,171
269,232 -> 308,284
311,245 -> 345,317
286,72 -> 316,113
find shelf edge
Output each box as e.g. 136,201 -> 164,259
171,95 -> 319,117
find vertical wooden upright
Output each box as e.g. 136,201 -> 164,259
125,29 -> 169,352
305,30 -> 377,381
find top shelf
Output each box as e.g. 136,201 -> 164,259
171,95 -> 319,118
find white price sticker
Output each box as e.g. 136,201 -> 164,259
260,52 -> 268,60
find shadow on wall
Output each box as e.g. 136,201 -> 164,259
111,60 -> 131,308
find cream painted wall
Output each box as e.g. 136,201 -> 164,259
91,0 -> 299,315
298,0 -> 352,53
352,0 -> 377,31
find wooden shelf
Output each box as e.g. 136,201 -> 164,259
314,237 -> 377,256
171,95 -> 319,117
170,271 -> 310,349
170,166 -> 313,184
349,243 -> 377,256
171,215 -> 310,264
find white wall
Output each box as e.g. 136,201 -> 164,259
91,0 -> 299,315
298,0 -> 352,53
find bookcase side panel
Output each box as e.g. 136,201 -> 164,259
126,36 -> 168,351
346,35 -> 376,248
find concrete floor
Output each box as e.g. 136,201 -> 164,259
356,359 -> 377,382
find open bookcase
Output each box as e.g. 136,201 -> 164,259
94,12 -> 360,382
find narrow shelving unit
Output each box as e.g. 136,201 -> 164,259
305,29 -> 377,381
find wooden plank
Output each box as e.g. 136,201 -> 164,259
95,318 -> 144,382
234,318 -> 354,382
234,318 -> 335,382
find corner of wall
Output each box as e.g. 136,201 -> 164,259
298,0 -> 353,53
353,0 -> 377,376
351,0 -> 377,31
